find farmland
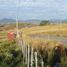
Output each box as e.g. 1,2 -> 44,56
0,23 -> 67,67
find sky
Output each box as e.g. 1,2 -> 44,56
0,0 -> 67,20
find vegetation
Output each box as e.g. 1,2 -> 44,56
0,40 -> 23,67
0,23 -> 67,67
22,23 -> 67,37
40,20 -> 50,26
0,35 -> 67,67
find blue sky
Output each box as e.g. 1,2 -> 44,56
0,0 -> 67,20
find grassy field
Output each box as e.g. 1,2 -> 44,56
21,23 -> 67,67
22,23 -> 67,36
21,23 -> 67,49
0,23 -> 67,49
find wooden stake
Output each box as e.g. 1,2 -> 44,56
25,44 -> 27,64
28,44 -> 30,67
41,59 -> 44,67
31,48 -> 34,67
35,52 -> 38,67
16,16 -> 19,39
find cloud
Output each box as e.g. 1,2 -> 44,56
0,0 -> 67,20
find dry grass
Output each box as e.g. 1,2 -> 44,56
22,23 -> 67,36
0,23 -> 67,49
21,23 -> 67,49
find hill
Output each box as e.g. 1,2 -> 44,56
0,18 -> 16,24
0,18 -> 41,24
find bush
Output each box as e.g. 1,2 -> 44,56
0,40 -> 23,67
40,20 -> 50,26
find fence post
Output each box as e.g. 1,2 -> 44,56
35,52 -> 38,67
23,41 -> 25,65
25,44 -> 28,65
31,48 -> 34,67
41,59 -> 44,67
28,44 -> 30,67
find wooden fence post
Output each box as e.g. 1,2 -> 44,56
28,44 -> 30,67
31,48 -> 34,67
25,44 -> 28,64
41,59 -> 44,67
35,52 -> 38,67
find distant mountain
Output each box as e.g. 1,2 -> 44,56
0,18 -> 16,24
22,19 -> 41,24
0,18 -> 41,24
0,18 -> 67,24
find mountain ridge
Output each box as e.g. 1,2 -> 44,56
0,18 -> 67,24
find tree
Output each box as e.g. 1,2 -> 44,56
40,20 -> 50,26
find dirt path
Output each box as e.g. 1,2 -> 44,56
29,34 -> 67,45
